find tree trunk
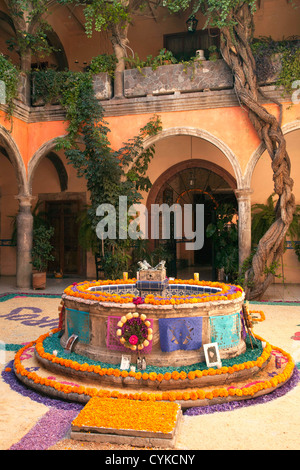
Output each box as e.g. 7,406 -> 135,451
220,3 -> 295,299
110,22 -> 129,98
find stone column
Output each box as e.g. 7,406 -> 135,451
15,195 -> 34,288
234,188 -> 253,268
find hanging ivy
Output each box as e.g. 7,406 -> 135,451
0,54 -> 20,119
252,36 -> 300,95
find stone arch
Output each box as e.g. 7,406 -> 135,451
0,124 -> 27,194
244,120 -> 300,188
28,135 -> 68,192
147,159 -> 237,209
45,152 -> 68,192
143,127 -> 243,189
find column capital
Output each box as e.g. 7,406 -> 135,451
15,194 -> 36,209
234,188 -> 253,201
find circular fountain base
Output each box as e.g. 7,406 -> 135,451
13,329 -> 296,409
60,279 -> 246,367
12,277 -> 297,410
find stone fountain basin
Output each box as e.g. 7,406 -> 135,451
60,282 -> 245,367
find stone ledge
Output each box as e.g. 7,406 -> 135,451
0,84 -> 291,124
124,60 -> 233,98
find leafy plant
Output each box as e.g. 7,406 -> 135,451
31,225 -> 55,272
31,69 -> 66,104
152,49 -> 177,67
294,243 -> 300,262
206,203 -> 239,282
0,54 -> 20,118
251,194 -> 300,248
125,49 -> 177,73
251,36 -> 300,95
208,45 -> 219,61
87,54 -> 118,78
124,53 -> 155,73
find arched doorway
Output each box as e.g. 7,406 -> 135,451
147,159 -> 237,279
29,142 -> 87,277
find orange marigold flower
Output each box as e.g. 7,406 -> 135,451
168,391 -> 177,401
140,392 -> 149,401
195,390 -> 205,399
179,371 -> 187,380
190,391 -> 198,400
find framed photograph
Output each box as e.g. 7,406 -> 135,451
120,354 -> 131,370
203,342 -> 221,368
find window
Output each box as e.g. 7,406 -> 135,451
164,28 -> 220,61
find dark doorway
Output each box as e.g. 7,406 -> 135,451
193,192 -> 215,266
151,162 -> 237,281
45,200 -> 83,275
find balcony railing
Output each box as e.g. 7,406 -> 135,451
4,54 -> 285,117
124,60 -> 234,98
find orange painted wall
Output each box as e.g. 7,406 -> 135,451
1,99 -> 299,183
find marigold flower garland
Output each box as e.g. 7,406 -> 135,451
13,328 -> 295,403
63,278 -> 244,306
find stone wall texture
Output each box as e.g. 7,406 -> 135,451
124,60 -> 234,98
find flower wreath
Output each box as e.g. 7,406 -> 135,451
116,312 -> 153,351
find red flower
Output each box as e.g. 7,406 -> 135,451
133,297 -> 145,305
129,335 -> 138,345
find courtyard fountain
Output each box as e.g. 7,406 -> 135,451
13,261 -> 296,409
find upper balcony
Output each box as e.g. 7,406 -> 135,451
2,46 -> 295,123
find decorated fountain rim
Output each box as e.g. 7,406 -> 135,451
63,278 -> 244,306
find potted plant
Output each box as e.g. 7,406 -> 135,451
206,203 -> 239,282
31,225 -> 55,289
86,54 -> 118,78
153,49 -> 177,67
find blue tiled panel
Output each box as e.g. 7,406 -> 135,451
66,308 -> 89,344
209,312 -> 241,350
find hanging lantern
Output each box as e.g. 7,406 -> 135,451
186,15 -> 198,33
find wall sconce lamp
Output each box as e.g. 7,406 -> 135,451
186,15 -> 198,33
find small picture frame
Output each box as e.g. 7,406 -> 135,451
203,342 -> 221,368
120,354 -> 131,370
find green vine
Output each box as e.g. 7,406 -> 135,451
86,54 -> 118,78
251,36 -> 300,95
0,54 -> 20,119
